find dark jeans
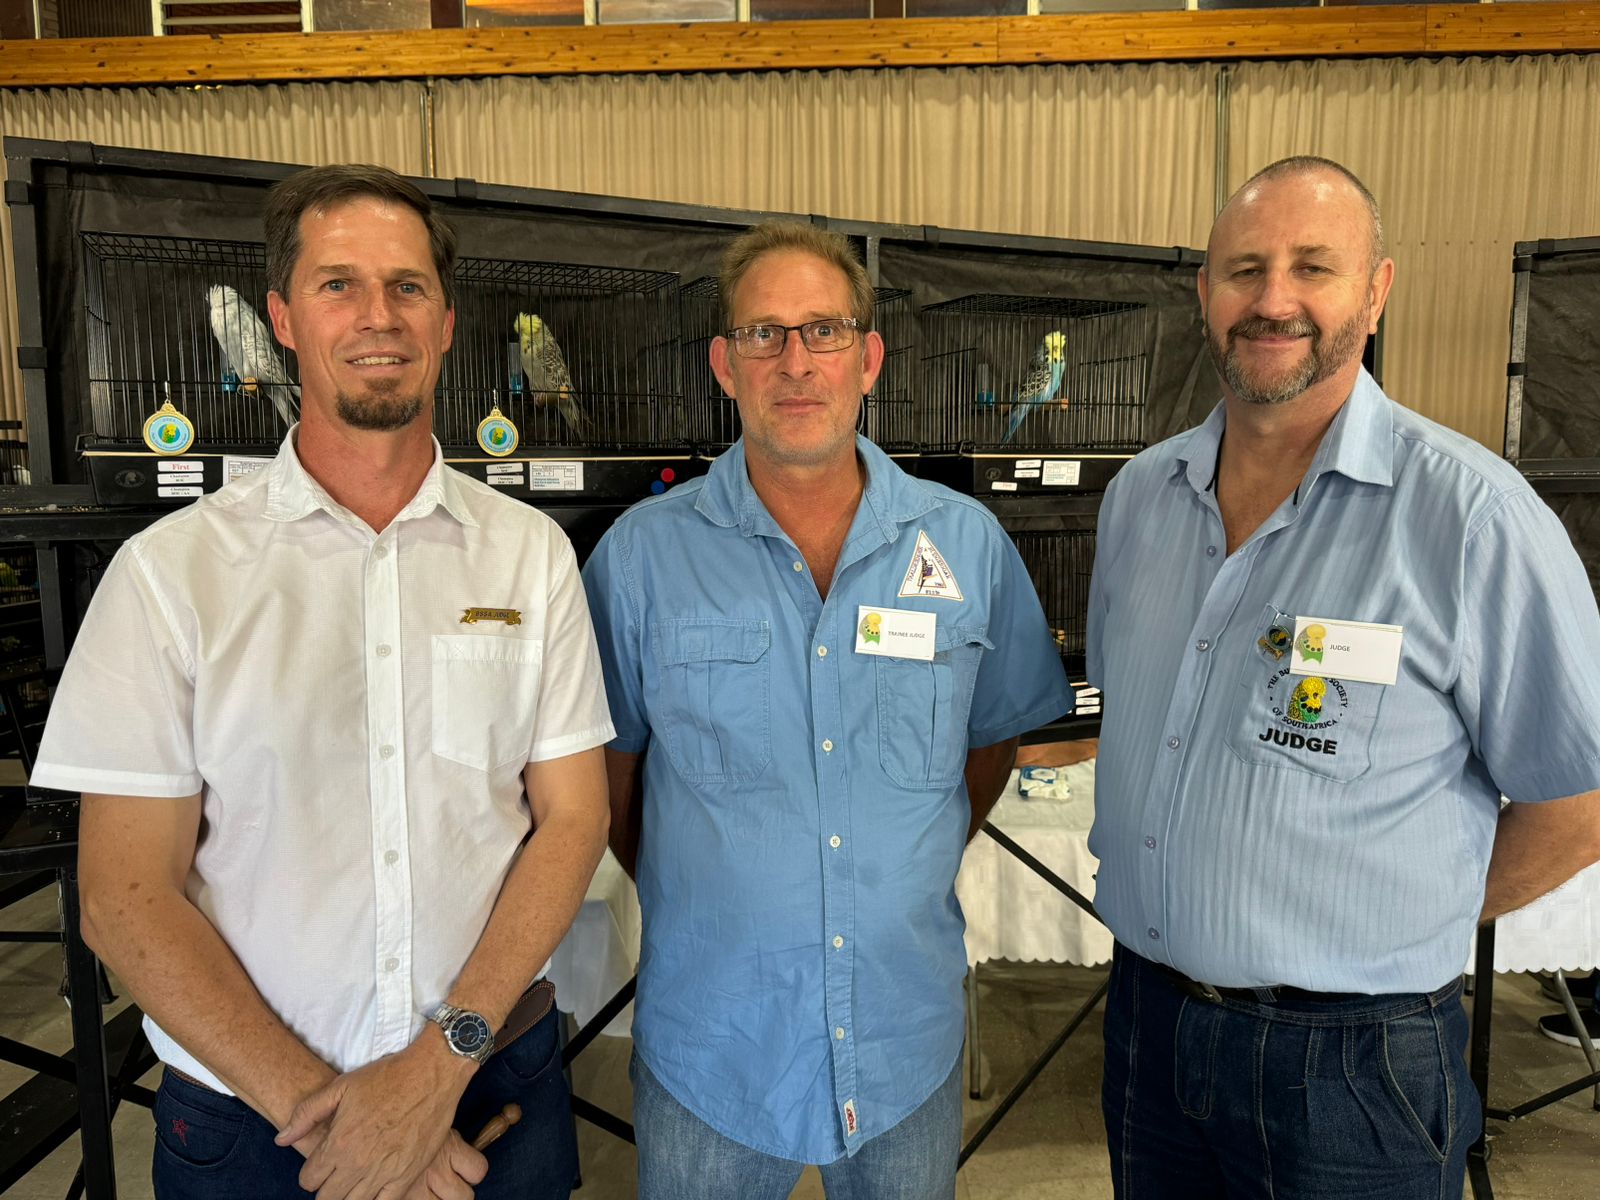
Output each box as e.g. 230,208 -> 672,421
152,1005 -> 577,1200
1101,944 -> 1479,1200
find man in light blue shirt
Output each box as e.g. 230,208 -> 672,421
1089,155 -> 1600,1198
583,222 -> 1072,1199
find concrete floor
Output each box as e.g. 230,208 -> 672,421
3,884 -> 1598,1199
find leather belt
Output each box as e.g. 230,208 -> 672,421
1148,959 -> 1369,1006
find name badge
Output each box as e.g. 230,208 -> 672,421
855,605 -> 937,661
1288,615 -> 1403,686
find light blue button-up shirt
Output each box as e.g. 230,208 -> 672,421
583,435 -> 1072,1161
1088,369 -> 1600,994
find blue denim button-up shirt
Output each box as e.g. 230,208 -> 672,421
1088,369 -> 1600,994
583,435 -> 1072,1161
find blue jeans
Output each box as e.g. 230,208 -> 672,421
1101,945 -> 1479,1200
631,1052 -> 961,1200
152,1006 -> 577,1199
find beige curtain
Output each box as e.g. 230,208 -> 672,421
0,80 -> 425,431
431,65 -> 1217,251
1228,55 -> 1600,452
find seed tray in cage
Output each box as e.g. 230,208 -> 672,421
437,256 -> 683,453
920,293 -> 1152,453
80,232 -> 300,451
676,278 -> 918,452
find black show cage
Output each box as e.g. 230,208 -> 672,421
918,293 -> 1151,453
1504,236 -> 1600,611
438,256 -> 682,452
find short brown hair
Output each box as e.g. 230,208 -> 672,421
264,164 -> 458,309
719,221 -> 874,334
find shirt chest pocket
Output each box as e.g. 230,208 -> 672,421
431,634 -> 544,772
876,625 -> 993,790
650,618 -> 772,785
1226,603 -> 1385,783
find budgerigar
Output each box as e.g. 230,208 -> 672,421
515,313 -> 589,441
999,330 -> 1068,446
207,285 -> 299,428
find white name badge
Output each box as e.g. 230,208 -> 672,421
855,605 -> 937,661
1288,615 -> 1403,686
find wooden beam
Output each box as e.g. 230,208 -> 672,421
1425,2 -> 1600,53
996,7 -> 1428,65
1,4 -> 1597,90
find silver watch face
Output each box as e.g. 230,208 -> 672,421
446,1011 -> 492,1058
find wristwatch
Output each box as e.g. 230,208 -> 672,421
427,1002 -> 496,1065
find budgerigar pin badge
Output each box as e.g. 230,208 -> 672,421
477,406 -> 520,458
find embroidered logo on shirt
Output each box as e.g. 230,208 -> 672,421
897,530 -> 963,602
1256,667 -> 1349,756
460,608 -> 523,626
859,612 -> 882,645
1294,623 -> 1327,665
843,1099 -> 859,1136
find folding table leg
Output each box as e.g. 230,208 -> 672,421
966,964 -> 982,1100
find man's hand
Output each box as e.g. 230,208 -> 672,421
275,1033 -> 478,1200
401,1133 -> 489,1200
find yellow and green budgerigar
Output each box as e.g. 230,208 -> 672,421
514,312 -> 589,441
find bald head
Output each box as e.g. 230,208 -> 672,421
1209,156 -> 1386,276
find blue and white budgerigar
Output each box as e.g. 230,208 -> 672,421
515,312 -> 589,441
207,285 -> 299,429
1000,330 -> 1068,446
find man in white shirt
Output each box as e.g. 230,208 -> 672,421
31,164 -> 614,1200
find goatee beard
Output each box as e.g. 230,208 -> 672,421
336,380 -> 425,432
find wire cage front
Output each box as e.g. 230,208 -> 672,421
0,420 -> 27,484
1009,528 -> 1095,675
677,278 -> 917,452
438,258 -> 682,451
81,232 -> 300,449
920,294 -> 1151,452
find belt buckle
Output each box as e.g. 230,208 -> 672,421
1198,981 -> 1224,1003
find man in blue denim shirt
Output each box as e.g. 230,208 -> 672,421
1088,156 -> 1600,1198
583,222 -> 1072,1199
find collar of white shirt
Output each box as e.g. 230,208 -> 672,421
262,425 -> 479,529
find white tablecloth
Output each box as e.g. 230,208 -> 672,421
545,850 -> 640,1035
955,761 -> 1111,969
1469,858 -> 1600,975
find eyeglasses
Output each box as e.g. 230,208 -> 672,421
726,318 -> 860,359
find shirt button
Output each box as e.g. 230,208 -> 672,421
374,545 -> 389,559
1147,928 -> 1161,941
817,645 -> 828,658
379,744 -> 396,759
384,849 -> 400,864
1206,545 -> 1217,557
793,561 -> 804,572
822,739 -> 834,753
833,935 -> 844,949
376,643 -> 392,658
829,835 -> 841,849
1196,639 -> 1210,652
835,1027 -> 846,1040
384,956 -> 399,971
1144,836 -> 1157,849
1167,736 -> 1181,750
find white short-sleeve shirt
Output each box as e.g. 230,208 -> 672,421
32,433 -> 614,1091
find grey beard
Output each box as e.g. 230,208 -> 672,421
1207,308 -> 1368,406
